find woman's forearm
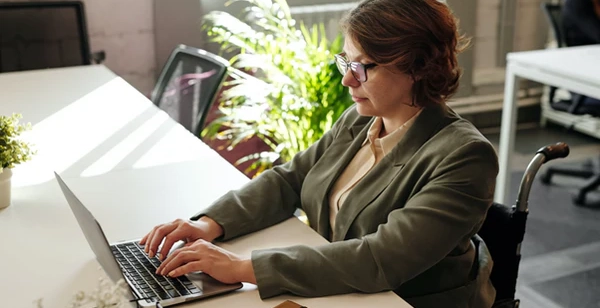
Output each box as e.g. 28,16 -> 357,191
198,216 -> 224,242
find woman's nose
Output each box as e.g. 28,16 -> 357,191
341,69 -> 359,87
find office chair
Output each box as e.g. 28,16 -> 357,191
151,44 -> 229,137
540,2 -> 590,115
0,1 -> 105,73
478,142 -> 570,308
540,3 -> 600,205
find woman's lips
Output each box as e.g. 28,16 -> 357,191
352,96 -> 367,103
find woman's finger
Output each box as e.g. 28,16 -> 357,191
156,244 -> 183,274
141,225 -> 161,253
139,232 -> 149,246
167,260 -> 204,278
157,231 -> 186,261
147,223 -> 178,258
158,249 -> 203,276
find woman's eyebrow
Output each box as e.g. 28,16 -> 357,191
342,52 -> 366,62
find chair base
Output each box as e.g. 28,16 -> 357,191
493,298 -> 520,308
541,158 -> 600,206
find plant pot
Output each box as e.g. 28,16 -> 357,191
0,168 -> 12,209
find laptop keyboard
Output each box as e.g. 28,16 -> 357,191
111,242 -> 202,303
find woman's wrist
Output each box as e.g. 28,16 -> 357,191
198,216 -> 224,242
236,259 -> 257,284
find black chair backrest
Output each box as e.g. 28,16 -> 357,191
478,202 -> 528,304
540,2 -> 593,115
541,2 -> 566,47
0,1 -> 91,72
151,45 -> 229,137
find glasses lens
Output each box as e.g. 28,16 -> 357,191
350,62 -> 367,82
335,55 -> 347,76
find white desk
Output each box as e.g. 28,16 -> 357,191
496,45 -> 600,205
0,66 -> 410,308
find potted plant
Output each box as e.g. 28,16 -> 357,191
202,0 -> 353,176
0,113 -> 34,209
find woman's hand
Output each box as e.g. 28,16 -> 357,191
139,216 -> 223,260
156,239 -> 257,285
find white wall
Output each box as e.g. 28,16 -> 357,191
474,0 -> 501,69
513,0 -> 549,52
84,0 -> 156,96
4,0 -> 157,97
473,0 -> 548,70
4,0 -> 550,98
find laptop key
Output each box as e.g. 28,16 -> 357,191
175,284 -> 190,295
150,258 -> 161,263
149,282 -> 162,290
155,290 -> 171,300
188,287 -> 201,294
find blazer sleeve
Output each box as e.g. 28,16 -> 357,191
251,140 -> 498,298
189,107 -> 352,240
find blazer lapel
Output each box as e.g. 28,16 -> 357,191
313,118 -> 373,239
332,104 -> 452,241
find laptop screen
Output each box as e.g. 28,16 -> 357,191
54,173 -> 136,302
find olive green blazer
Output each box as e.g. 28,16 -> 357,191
192,104 -> 499,308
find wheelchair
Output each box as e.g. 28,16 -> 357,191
478,142 -> 570,308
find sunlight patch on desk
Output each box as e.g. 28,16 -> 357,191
80,111 -> 171,177
131,121 -> 215,170
11,77 -> 152,187
0,66 -> 117,126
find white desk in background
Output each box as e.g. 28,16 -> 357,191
0,66 -> 411,308
496,45 -> 600,205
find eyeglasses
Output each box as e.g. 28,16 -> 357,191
334,53 -> 378,83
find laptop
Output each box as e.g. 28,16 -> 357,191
54,172 -> 243,307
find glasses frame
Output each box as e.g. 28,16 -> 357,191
334,53 -> 378,83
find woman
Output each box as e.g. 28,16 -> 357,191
141,0 -> 499,307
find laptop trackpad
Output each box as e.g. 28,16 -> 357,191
186,272 -> 243,299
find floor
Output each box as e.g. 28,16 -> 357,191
484,122 -> 600,308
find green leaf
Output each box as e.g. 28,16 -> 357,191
0,113 -> 36,170
203,0 -> 351,177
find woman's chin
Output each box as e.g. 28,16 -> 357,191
355,103 -> 375,117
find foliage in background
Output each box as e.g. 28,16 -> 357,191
0,113 -> 35,172
202,0 -> 353,175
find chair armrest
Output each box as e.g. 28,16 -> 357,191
91,51 -> 106,64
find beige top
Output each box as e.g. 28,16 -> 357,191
329,110 -> 422,235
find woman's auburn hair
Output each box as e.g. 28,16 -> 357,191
341,0 -> 470,107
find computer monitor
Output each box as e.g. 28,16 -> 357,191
0,1 -> 91,72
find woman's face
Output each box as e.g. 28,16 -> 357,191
340,36 -> 415,118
